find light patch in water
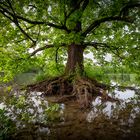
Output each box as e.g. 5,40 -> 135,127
60,103 -> 65,110
0,90 -> 66,132
37,127 -> 50,134
87,89 -> 140,123
102,101 -> 116,117
87,111 -> 96,122
111,80 -> 118,86
0,102 -> 6,109
28,108 -> 34,114
113,89 -> 136,101
92,96 -> 101,106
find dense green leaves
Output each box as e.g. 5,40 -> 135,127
0,0 -> 140,82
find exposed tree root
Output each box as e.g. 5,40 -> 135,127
27,76 -> 118,108
27,76 -> 73,95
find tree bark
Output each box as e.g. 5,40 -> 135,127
65,44 -> 85,75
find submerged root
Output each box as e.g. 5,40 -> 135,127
73,77 -> 112,108
27,76 -> 117,108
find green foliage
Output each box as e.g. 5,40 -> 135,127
0,91 -> 63,128
85,65 -> 104,80
0,0 -> 140,82
85,61 -> 140,86
45,103 -> 62,122
35,62 -> 64,82
0,109 -> 16,139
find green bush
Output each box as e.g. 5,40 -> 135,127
0,109 -> 16,140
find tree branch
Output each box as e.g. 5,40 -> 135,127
0,4 -> 68,31
65,0 -> 89,24
0,9 -> 13,21
16,22 -> 35,43
0,1 -> 35,43
84,42 -> 113,47
82,1 -> 140,37
120,2 -> 140,17
81,0 -> 89,12
66,0 -> 84,20
83,42 -> 124,59
82,16 -> 133,36
30,44 -> 54,56
30,43 -> 67,57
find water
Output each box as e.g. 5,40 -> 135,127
87,88 -> 140,123
0,87 -> 140,139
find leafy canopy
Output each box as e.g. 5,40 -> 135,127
0,0 -> 140,81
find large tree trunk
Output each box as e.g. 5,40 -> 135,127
65,44 -> 85,75
29,44 -> 110,108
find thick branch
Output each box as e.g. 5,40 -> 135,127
65,0 -> 89,23
83,42 -> 124,59
0,3 -> 35,43
120,2 -> 140,17
30,45 -> 54,56
0,5 -> 68,31
82,1 -> 140,36
16,15 -> 68,31
82,16 -> 133,36
15,22 -> 35,43
0,9 -> 13,21
30,43 -> 66,57
66,0 -> 84,19
81,0 -> 89,11
83,42 -> 112,48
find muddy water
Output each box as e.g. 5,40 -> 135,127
0,88 -> 140,140
47,88 -> 140,140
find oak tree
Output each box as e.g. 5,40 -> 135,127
0,0 -> 140,107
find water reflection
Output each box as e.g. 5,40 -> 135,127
0,87 -> 140,139
110,89 -> 136,101
37,126 -> 50,134
87,88 -> 140,124
0,91 -> 63,129
0,102 -> 6,109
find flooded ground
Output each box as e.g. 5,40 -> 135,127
0,85 -> 140,140
48,88 -> 140,140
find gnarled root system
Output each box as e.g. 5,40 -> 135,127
27,76 -> 117,108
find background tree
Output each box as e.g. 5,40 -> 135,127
0,0 -> 140,106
